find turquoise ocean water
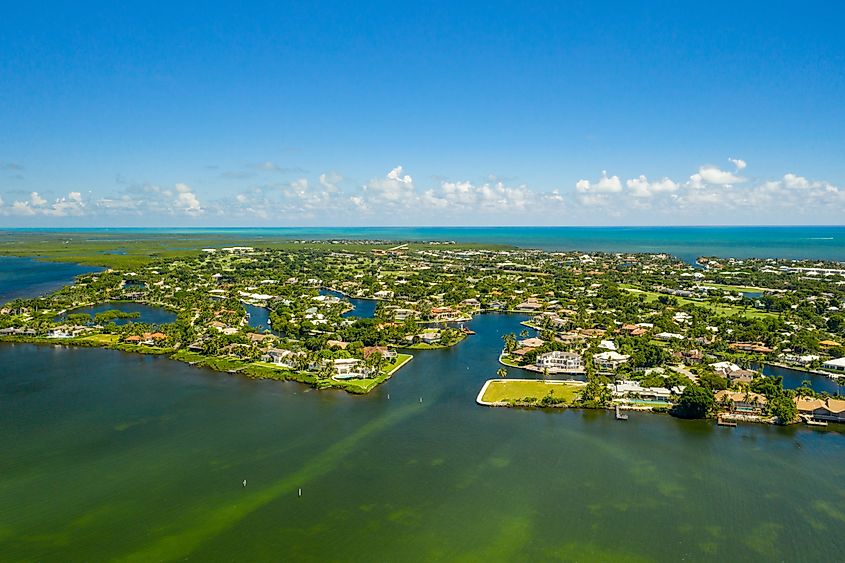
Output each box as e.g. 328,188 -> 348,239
8,226 -> 844,263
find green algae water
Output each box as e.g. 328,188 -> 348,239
2,313 -> 845,562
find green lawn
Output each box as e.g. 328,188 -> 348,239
621,287 -> 776,319
700,283 -> 769,293
481,379 -> 583,404
75,333 -> 120,345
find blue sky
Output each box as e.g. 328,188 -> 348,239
1,1 -> 844,226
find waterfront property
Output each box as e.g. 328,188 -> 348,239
794,397 -> 845,423
823,357 -> 845,373
535,350 -> 584,374
716,390 -> 768,415
477,378 -> 586,405
610,381 -> 680,403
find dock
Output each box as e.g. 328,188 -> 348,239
717,416 -> 737,427
615,406 -> 628,421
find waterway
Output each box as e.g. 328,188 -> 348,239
2,311 -> 845,561
0,256 -> 100,302
320,289 -> 378,318
244,303 -> 275,333
58,302 -> 177,326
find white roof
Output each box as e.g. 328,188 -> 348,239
598,340 -> 617,351
710,361 -> 740,371
823,357 -> 845,368
595,351 -> 630,361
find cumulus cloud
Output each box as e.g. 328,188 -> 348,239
728,157 -> 747,170
174,183 -> 203,215
626,175 -> 679,198
2,158 -> 841,224
361,166 -> 415,208
0,191 -> 87,217
575,171 -> 622,194
692,165 -> 745,186
319,172 -> 342,192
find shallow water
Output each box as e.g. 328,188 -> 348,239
0,256 -> 100,302
1,312 -> 844,561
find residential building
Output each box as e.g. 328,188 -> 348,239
594,351 -> 631,370
715,390 -> 768,414
794,397 -> 845,423
535,351 -> 584,373
822,357 -> 845,373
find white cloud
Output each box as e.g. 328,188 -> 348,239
575,171 -> 622,194
362,166 -> 415,206
30,192 -> 47,206
174,183 -> 203,215
728,157 -> 747,170
318,172 -> 342,192
695,165 -> 745,185
626,175 -> 679,198
1,191 -> 87,217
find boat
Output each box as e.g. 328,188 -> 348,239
806,418 -> 828,427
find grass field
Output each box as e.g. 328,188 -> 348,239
621,287 -> 777,319
0,232 -> 511,269
481,379 -> 583,404
700,283 -> 769,293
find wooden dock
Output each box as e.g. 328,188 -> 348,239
615,406 -> 628,421
717,416 -> 737,427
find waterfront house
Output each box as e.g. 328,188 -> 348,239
519,337 -> 545,348
535,351 -> 584,373
515,299 -> 543,312
47,325 -> 87,339
715,390 -> 768,414
794,397 -> 845,423
332,358 -> 375,379
0,327 -> 36,336
431,306 -> 462,321
419,331 -> 442,344
610,381 -> 679,402
361,346 -> 397,361
594,351 -> 630,370
511,346 -> 533,358
262,348 -> 304,368
822,357 -> 845,373
782,353 -> 820,365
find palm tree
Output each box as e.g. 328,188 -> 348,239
496,367 -> 507,379
502,332 -> 517,353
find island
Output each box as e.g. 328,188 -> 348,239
1,233 -> 845,424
